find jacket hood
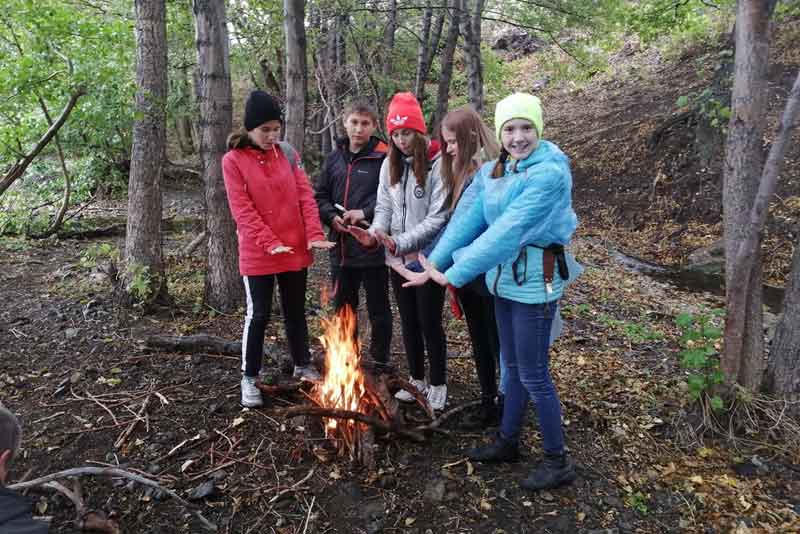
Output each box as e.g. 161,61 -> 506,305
428,139 -> 441,161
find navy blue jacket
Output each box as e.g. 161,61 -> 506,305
315,136 -> 388,268
0,486 -> 49,534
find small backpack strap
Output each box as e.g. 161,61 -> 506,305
278,141 -> 299,170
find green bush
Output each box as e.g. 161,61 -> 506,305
675,309 -> 726,410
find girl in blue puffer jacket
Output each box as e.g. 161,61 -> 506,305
399,93 -> 578,491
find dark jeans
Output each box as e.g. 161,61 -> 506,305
331,265 -> 392,363
457,281 -> 499,400
495,297 -> 564,455
390,270 -> 447,386
242,270 -> 311,377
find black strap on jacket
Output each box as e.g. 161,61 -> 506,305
511,244 -> 569,287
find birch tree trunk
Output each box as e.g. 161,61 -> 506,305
118,0 -> 168,307
193,0 -> 240,312
284,0 -> 307,153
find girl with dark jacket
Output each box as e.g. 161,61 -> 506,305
222,90 -> 334,408
348,92 -> 449,410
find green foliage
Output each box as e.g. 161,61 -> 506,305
125,262 -> 153,304
675,310 -> 725,408
0,156 -> 125,236
80,243 -> 119,269
676,86 -> 732,134
625,490 -> 650,514
625,0 -> 734,44
596,312 -> 665,343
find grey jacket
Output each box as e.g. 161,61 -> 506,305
371,154 -> 448,260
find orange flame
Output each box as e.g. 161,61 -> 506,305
317,305 -> 365,435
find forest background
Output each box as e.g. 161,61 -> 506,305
1,0 -> 800,532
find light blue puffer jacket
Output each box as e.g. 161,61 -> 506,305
427,140 -> 578,304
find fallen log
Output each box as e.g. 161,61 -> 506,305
57,223 -> 126,240
144,334 -> 241,355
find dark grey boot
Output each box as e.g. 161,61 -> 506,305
520,452 -> 576,491
466,433 -> 520,463
461,397 -> 501,430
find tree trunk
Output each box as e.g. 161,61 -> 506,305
259,58 -> 284,96
382,0 -> 397,78
414,4 -> 434,100
193,0 -> 241,312
765,241 -> 800,402
432,0 -> 461,133
118,0 -> 168,307
720,0 -> 774,389
460,0 -> 485,113
415,4 -> 446,104
283,0 -> 307,153
176,66 -> 196,156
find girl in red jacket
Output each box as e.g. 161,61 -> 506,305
223,90 -> 334,408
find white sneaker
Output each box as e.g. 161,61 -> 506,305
395,377 -> 428,402
240,376 -> 263,408
293,365 -> 322,383
427,384 -> 447,411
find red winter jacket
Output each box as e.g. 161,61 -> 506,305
222,145 -> 325,276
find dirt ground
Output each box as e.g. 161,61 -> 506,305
1,177 -> 799,533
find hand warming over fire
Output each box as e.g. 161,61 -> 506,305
374,229 -> 397,255
270,245 -> 294,255
346,225 -> 378,248
308,240 -> 336,250
399,254 -> 448,287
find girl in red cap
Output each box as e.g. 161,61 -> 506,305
349,92 -> 449,410
223,90 -> 334,408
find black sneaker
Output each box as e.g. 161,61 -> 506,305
466,433 -> 520,463
520,453 -> 576,491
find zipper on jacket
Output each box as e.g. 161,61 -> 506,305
493,264 -> 503,297
340,152 -> 385,266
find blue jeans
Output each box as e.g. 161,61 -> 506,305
495,297 -> 564,455
498,303 -> 561,396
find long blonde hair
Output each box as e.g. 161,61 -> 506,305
440,106 -> 500,210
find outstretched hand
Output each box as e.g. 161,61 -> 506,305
374,229 -> 397,255
391,262 -> 430,287
347,225 -> 378,248
395,254 -> 448,287
308,240 -> 336,250
270,245 -> 294,255
419,254 -> 449,286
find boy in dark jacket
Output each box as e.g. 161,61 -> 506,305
315,100 -> 392,365
0,403 -> 49,534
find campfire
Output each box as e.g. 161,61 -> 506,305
316,305 -> 367,445
259,305 -> 465,470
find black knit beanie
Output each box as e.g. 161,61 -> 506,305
244,90 -> 283,131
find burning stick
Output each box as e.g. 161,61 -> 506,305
280,406 -> 425,443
